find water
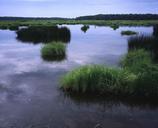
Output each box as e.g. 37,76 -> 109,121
0,25 -> 158,128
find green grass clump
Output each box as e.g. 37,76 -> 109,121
61,65 -> 136,94
121,49 -> 158,97
9,25 -> 19,31
121,30 -> 137,35
121,49 -> 152,74
41,42 -> 66,61
133,64 -> 158,97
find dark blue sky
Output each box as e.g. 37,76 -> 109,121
0,0 -> 158,17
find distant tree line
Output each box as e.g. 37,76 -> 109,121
0,14 -> 158,21
76,14 -> 158,20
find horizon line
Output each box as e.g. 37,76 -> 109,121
0,13 -> 158,19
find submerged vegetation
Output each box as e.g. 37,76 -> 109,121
16,26 -> 71,43
41,42 -> 66,61
121,30 -> 137,35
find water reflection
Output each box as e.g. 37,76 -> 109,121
63,93 -> 158,110
16,26 -> 71,44
0,84 -> 25,102
41,53 -> 67,62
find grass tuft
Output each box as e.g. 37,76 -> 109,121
41,42 -> 66,61
121,49 -> 152,74
61,65 -> 136,94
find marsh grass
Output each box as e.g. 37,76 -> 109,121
61,49 -> 158,98
121,49 -> 158,97
121,30 -> 137,36
8,25 -> 19,31
61,65 -> 136,94
0,20 -> 158,30
134,64 -> 158,97
110,24 -> 119,30
153,25 -> 158,37
41,42 -> 66,61
128,35 -> 158,61
121,49 -> 152,73
0,25 -> 8,30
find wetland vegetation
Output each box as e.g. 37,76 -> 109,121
61,65 -> 135,95
128,35 -> 158,60
16,26 -> 71,43
0,19 -> 158,29
81,25 -> 90,33
41,42 -> 66,61
61,49 -> 158,98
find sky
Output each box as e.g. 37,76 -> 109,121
0,0 -> 158,18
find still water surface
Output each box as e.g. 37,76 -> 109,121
0,25 -> 157,128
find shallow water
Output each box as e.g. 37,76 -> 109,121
0,25 -> 158,128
